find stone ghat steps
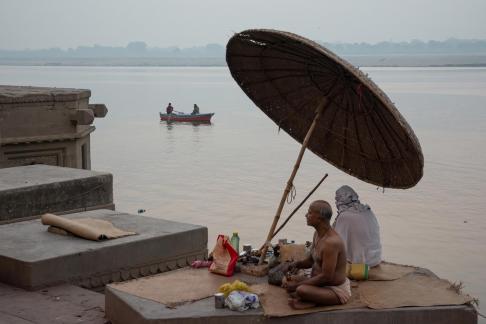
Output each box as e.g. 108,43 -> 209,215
0,209 -> 208,291
0,165 -> 113,223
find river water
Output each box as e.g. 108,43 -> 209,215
1,65 -> 485,319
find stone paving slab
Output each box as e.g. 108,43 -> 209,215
105,286 -> 478,324
0,165 -> 113,222
0,209 -> 208,290
0,283 -> 105,324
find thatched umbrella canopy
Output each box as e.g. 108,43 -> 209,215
226,29 -> 423,189
226,29 -> 424,263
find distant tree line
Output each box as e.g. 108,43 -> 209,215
323,38 -> 486,55
1,39 -> 486,59
0,42 -> 225,59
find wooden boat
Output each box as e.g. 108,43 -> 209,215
159,112 -> 214,123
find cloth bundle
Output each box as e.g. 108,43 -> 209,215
225,291 -> 260,311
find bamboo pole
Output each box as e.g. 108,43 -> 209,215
257,173 -> 328,251
259,97 -> 330,264
271,173 -> 328,241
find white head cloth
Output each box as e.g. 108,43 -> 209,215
335,185 -> 370,215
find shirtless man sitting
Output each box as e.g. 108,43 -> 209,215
283,200 -> 351,309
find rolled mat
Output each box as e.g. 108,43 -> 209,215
41,213 -> 136,241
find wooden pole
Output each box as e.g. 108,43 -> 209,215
257,173 -> 328,251
270,173 -> 328,241
259,97 -> 330,264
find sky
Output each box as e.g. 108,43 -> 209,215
1,0 -> 486,50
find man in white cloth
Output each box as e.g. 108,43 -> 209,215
333,185 -> 382,267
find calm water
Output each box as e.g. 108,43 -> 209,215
1,66 -> 485,319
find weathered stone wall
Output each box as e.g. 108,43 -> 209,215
0,134 -> 92,169
0,85 -> 107,169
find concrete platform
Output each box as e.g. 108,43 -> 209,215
0,209 -> 208,290
0,283 -> 105,324
0,165 -> 113,223
105,286 -> 478,324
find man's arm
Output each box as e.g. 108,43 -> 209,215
293,254 -> 313,269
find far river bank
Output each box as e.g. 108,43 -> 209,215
1,53 -> 486,67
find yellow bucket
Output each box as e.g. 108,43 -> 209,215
347,263 -> 369,280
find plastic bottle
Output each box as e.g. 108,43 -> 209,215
230,232 -> 240,254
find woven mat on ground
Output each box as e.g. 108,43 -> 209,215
41,213 -> 136,241
252,267 -> 473,317
109,265 -> 474,315
108,268 -> 263,308
251,283 -> 365,317
359,270 -> 474,309
368,261 -> 417,281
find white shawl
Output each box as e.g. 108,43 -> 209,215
333,185 -> 382,267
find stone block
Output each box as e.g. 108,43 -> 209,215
105,287 -> 478,324
70,109 -> 94,125
0,209 -> 208,290
88,104 -> 108,117
0,85 -> 108,170
0,165 -> 113,222
0,85 -> 91,139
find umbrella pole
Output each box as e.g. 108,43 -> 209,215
270,173 -> 328,242
259,97 -> 330,264
257,173 -> 329,251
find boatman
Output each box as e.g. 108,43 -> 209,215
283,200 -> 351,309
166,103 -> 174,114
191,104 -> 200,115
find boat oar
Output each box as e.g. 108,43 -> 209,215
259,173 -> 328,251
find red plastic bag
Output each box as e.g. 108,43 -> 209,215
209,234 -> 238,276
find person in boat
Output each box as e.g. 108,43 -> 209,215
166,103 -> 174,115
191,104 -> 200,115
283,200 -> 351,309
333,185 -> 382,267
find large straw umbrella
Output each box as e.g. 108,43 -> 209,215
226,29 -> 424,263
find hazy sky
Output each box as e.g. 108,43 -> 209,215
1,0 -> 486,49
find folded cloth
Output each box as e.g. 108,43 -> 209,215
191,260 -> 213,268
327,278 -> 352,304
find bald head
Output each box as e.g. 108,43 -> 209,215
310,200 -> 333,220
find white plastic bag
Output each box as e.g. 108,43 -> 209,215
225,290 -> 260,311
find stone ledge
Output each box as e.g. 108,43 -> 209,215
0,202 -> 116,225
0,126 -> 95,145
106,287 -> 478,324
0,165 -> 113,221
0,85 -> 91,104
0,209 -> 208,290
